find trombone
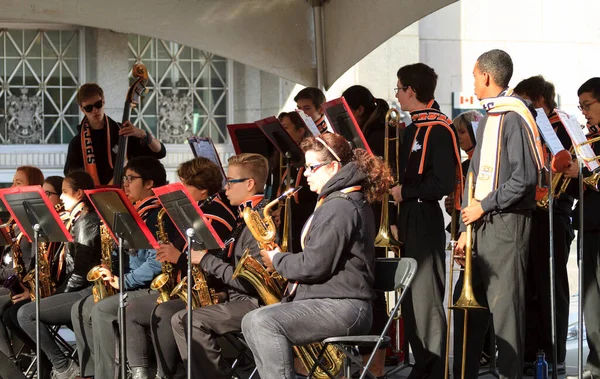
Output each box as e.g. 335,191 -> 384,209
444,172 -> 487,379
374,108 -> 404,356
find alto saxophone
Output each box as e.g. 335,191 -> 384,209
87,223 -> 116,303
232,188 -> 343,379
22,241 -> 55,301
169,193 -> 222,308
150,209 -> 176,304
3,218 -> 27,296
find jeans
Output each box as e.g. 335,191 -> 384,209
17,287 -> 91,371
241,298 -> 372,379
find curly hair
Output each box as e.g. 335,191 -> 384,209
177,157 -> 223,195
300,133 -> 392,203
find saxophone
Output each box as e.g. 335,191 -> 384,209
2,218 -> 26,296
87,223 -> 116,303
22,241 -> 54,301
232,188 -> 343,379
169,193 -> 223,308
150,209 -> 176,304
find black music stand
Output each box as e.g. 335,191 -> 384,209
188,136 -> 227,188
256,116 -> 304,251
153,183 -> 225,379
227,122 -> 276,158
0,185 -> 72,378
322,96 -> 372,154
227,122 -> 279,198
84,188 -> 159,379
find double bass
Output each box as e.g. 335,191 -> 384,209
111,63 -> 149,187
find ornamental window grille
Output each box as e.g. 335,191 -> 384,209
128,35 -> 229,144
0,28 -> 81,144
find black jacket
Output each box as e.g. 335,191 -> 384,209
57,211 -> 102,293
572,140 -> 600,231
64,116 -> 167,184
272,162 -> 376,302
199,200 -> 263,304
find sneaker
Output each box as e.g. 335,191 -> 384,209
51,361 -> 80,379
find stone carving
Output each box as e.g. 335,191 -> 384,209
157,92 -> 193,144
6,91 -> 43,144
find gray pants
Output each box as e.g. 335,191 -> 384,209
582,231 -> 600,374
474,211 -> 530,379
71,289 -> 154,379
18,287 -> 91,371
241,298 -> 372,379
171,298 -> 259,379
397,200 -> 447,378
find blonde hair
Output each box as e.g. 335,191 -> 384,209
227,153 -> 269,191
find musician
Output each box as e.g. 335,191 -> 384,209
389,63 -> 462,378
242,132 -> 391,379
70,156 -> 177,379
342,84 -> 396,375
63,83 -> 166,185
170,153 -> 268,378
16,170 -> 102,379
456,49 -> 544,379
294,87 -> 329,133
0,166 -> 43,361
564,78 -> 600,379
514,75 -> 574,375
126,157 -> 236,379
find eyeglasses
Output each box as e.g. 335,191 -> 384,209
578,100 -> 598,112
225,178 -> 249,188
305,162 -> 329,174
122,175 -> 143,184
44,190 -> 59,197
82,100 -> 104,113
393,86 -> 409,94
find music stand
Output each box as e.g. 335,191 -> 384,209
227,122 -> 279,198
227,123 -> 276,158
84,188 -> 159,379
321,97 -> 372,154
0,185 -> 72,378
256,116 -> 304,251
188,136 -> 227,188
153,182 -> 225,379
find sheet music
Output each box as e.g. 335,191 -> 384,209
295,109 -> 321,136
187,137 -> 227,187
535,108 -> 565,156
556,110 -> 600,171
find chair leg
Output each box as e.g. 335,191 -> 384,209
306,344 -> 329,378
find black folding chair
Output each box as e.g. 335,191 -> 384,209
306,257 -> 418,379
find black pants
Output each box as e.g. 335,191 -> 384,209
171,298 -> 259,379
397,200 -> 446,379
3,298 -> 52,379
471,211 -> 531,379
452,268 -> 492,378
126,294 -> 186,377
524,209 -> 573,364
581,230 -> 600,373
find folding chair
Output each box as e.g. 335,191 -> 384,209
306,257 -> 418,379
222,332 -> 259,379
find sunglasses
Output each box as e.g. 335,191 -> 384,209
82,100 -> 104,113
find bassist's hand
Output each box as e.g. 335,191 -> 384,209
119,120 -> 146,139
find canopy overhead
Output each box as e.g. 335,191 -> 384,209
1,0 -> 456,88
